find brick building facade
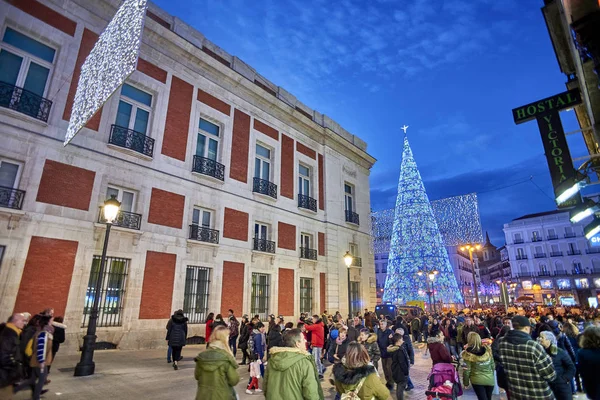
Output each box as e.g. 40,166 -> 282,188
0,0 -> 376,350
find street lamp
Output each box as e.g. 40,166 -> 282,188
460,244 -> 482,307
417,269 -> 438,313
74,195 -> 121,376
343,251 -> 354,320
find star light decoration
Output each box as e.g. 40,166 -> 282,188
382,137 -> 464,305
64,0 -> 148,146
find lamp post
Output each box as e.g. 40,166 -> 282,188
460,244 -> 482,307
344,251 -> 354,321
74,195 -> 121,377
417,269 -> 438,313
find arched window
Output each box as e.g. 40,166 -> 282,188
592,259 -> 600,272
539,264 -> 548,275
555,261 -> 565,274
572,260 -> 582,274
519,263 -> 528,274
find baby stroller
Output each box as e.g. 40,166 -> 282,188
425,362 -> 463,400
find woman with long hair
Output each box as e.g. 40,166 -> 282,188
194,325 -> 240,400
578,326 -> 600,400
205,312 -> 215,348
237,315 -> 251,365
461,332 -> 495,400
333,341 -> 390,400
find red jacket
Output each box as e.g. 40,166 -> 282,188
305,321 -> 325,348
205,319 -> 214,341
428,342 -> 452,365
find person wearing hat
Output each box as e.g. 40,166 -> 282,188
498,316 -> 556,399
537,331 -> 575,400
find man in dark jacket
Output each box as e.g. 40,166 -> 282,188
377,319 -> 394,390
228,312 -> 240,357
462,318 -> 479,343
0,313 -> 25,398
396,327 -> 415,391
410,317 -> 421,343
388,333 -> 410,400
346,316 -> 364,343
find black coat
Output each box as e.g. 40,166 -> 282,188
167,314 -> 188,347
578,348 -> 600,400
548,347 -> 575,400
0,325 -> 22,388
390,345 -> 409,384
238,323 -> 251,350
51,325 -> 66,356
377,328 -> 393,359
267,325 -> 282,349
402,334 -> 414,364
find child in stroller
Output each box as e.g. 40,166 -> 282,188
425,362 -> 463,400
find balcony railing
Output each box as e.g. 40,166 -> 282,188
572,269 -> 585,275
516,254 -> 528,260
98,209 -> 142,230
300,247 -> 317,260
253,177 -> 277,199
547,235 -> 558,240
534,253 -> 547,259
188,224 -> 220,244
345,210 -> 360,225
0,186 -> 25,210
514,239 -> 524,244
298,194 -> 317,212
538,271 -> 552,277
351,257 -> 362,267
567,250 -> 582,256
192,155 -> 225,181
108,124 -> 154,157
532,237 -> 543,242
0,81 -> 52,122
586,248 -> 600,254
565,233 -> 577,238
253,237 -> 275,253
550,251 -> 563,257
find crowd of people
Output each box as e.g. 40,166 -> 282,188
0,308 -> 66,400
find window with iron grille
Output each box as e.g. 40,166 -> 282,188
82,256 -> 129,327
251,273 -> 270,321
183,266 -> 211,324
300,278 -> 313,314
349,281 -> 361,317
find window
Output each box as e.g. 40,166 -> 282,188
551,244 -> 560,253
193,207 -> 212,228
565,226 -> 575,237
516,248 -> 525,259
548,228 -> 556,238
539,264 -> 548,274
299,278 -> 313,314
115,83 -> 152,134
534,246 -> 543,256
555,261 -> 565,274
106,186 -> 136,213
573,261 -> 583,274
382,262 -> 388,274
519,263 -> 527,274
254,222 -> 274,252
183,266 -> 211,324
251,273 -> 270,321
592,259 -> 600,272
299,164 -> 311,197
196,118 -> 220,161
255,222 -> 269,240
300,233 -> 316,259
375,264 -> 379,273
344,183 -> 354,213
300,233 -> 311,249
254,144 -> 271,181
0,158 -> 23,209
189,207 -> 218,244
532,231 -> 540,241
82,256 -> 128,327
349,281 -> 361,317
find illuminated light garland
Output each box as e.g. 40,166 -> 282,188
382,137 -> 464,305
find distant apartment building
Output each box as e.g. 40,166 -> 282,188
0,0 -> 376,350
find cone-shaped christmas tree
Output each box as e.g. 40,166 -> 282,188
382,136 -> 463,305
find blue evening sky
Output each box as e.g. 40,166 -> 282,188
152,0 -> 590,245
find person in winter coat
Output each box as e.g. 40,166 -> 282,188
462,318 -> 479,344
167,310 -> 188,370
461,332 -> 495,400
333,342 -> 390,400
421,315 -> 430,342
238,317 -> 251,365
48,317 -> 66,373
410,317 -> 421,343
428,331 -> 453,365
377,319 -> 394,390
205,312 -> 215,348
388,333 -> 410,400
548,320 -> 577,364
358,329 -> 381,370
491,325 -> 511,392
194,325 -> 240,400
538,331 -> 575,400
0,313 -> 26,399
305,315 -> 325,377
227,312 -> 240,357
577,326 -> 600,400
474,316 -> 491,340
332,328 -> 349,363
252,322 -> 267,377
30,315 -> 54,400
267,323 -> 283,355
429,319 -> 441,338
395,327 -> 415,390
212,314 -> 227,330
264,328 -> 324,400
562,322 -> 582,393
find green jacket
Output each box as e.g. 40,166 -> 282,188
194,344 -> 240,400
461,345 -> 495,387
333,363 -> 390,400
264,347 -> 324,400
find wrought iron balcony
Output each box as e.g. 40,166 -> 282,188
351,257 -> 362,267
515,254 -> 528,260
550,251 -> 563,257
547,235 -> 558,240
98,208 -> 142,230
192,155 -> 225,181
532,237 -> 543,242
0,81 -> 52,122
253,177 -> 277,199
300,247 -> 317,260
0,186 -> 25,210
513,239 -> 524,244
565,233 -> 576,238
345,209 -> 360,225
188,224 -> 220,244
253,237 -> 275,253
567,250 -> 581,256
298,194 -> 317,212
586,248 -> 600,254
534,253 -> 547,259
538,271 -> 552,277
108,124 -> 154,157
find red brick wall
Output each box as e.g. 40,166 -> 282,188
161,76 -> 194,161
318,232 -> 326,256
139,251 -> 176,319
318,154 -> 325,210
7,0 -> 76,36
223,208 -> 249,241
13,237 -> 78,316
221,261 -> 245,316
280,134 -> 294,199
147,188 -> 185,229
197,89 -> 231,116
146,10 -> 171,29
296,142 -> 316,160
63,29 -> 103,130
278,268 -> 295,316
229,109 -> 250,183
137,58 -> 167,83
278,222 -> 296,250
254,119 -> 278,141
36,160 -> 95,211
320,273 -> 326,314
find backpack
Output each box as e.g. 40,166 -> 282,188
341,377 -> 366,400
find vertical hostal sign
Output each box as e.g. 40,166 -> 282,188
512,89 -> 582,208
